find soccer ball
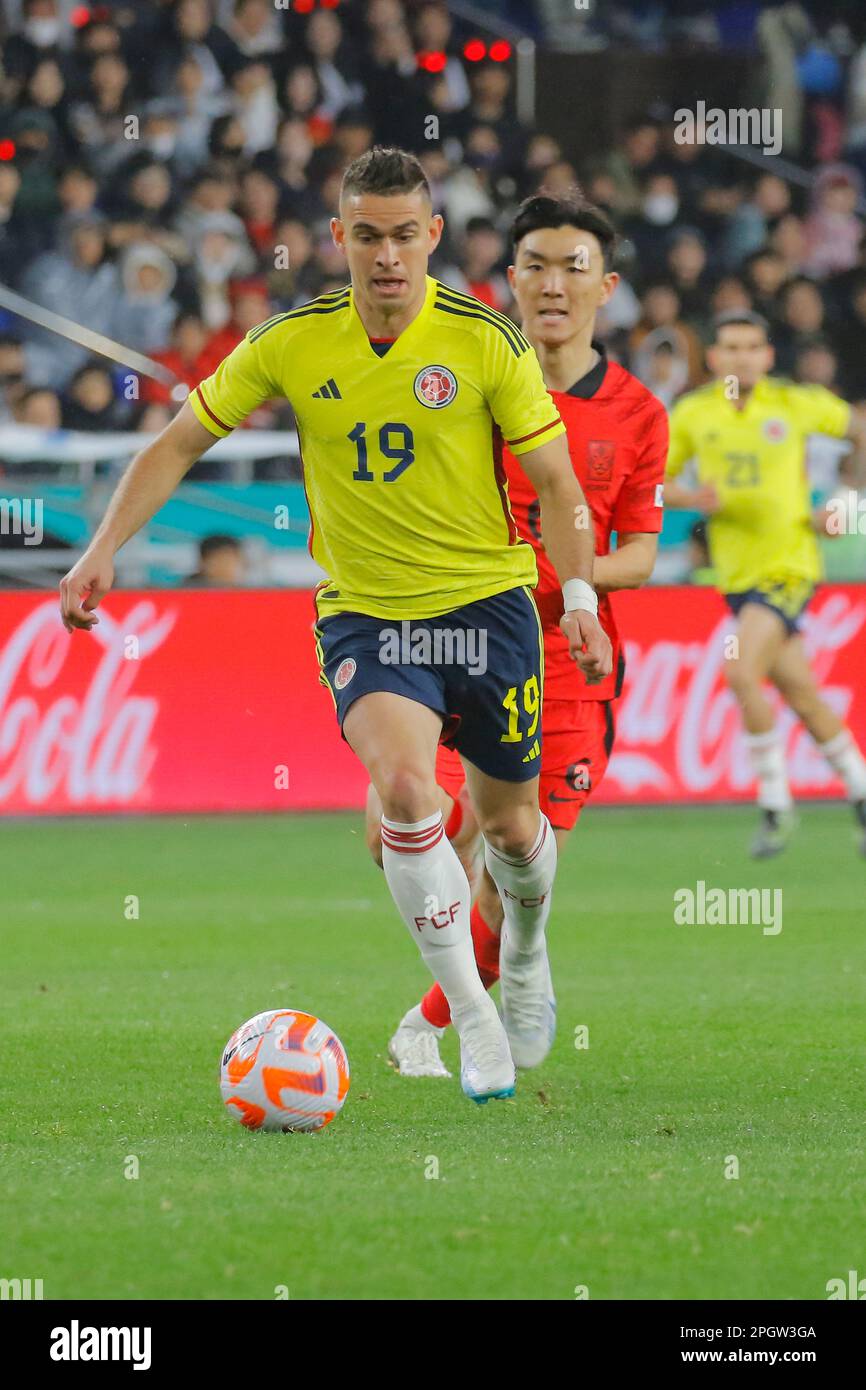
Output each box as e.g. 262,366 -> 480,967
219,1009 -> 350,1133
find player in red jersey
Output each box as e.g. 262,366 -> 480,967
369,191 -> 670,1076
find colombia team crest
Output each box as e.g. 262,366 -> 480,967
414,365 -> 458,408
763,418 -> 789,442
334,658 -> 356,690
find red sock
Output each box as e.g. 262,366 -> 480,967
471,902 -> 501,987
444,797 -> 463,840
419,903 -> 501,1028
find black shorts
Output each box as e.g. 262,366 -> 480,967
314,585 -> 544,783
724,576 -> 814,636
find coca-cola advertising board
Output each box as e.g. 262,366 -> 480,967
1,586 -> 864,815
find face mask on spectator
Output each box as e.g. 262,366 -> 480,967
24,18 -> 61,46
643,193 -> 679,225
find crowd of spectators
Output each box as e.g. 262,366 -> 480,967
2,0 -> 866,485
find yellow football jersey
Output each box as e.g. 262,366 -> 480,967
188,275 -> 565,619
666,377 -> 850,592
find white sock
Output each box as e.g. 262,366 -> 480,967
818,729 -> 866,800
483,813 -> 557,956
381,811 -> 486,1017
744,731 -> 792,812
400,1002 -> 443,1036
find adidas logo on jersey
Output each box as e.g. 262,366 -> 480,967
522,738 -> 540,763
312,379 -> 342,399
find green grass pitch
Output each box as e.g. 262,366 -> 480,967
1,805 -> 863,1301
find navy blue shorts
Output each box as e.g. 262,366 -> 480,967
724,576 -> 814,637
314,585 -> 544,783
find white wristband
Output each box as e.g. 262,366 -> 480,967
562,578 -> 598,617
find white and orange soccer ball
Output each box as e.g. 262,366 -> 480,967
219,1009 -> 350,1133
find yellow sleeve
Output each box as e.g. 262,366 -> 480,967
665,398 -> 696,478
483,321 -> 565,455
788,385 -> 851,439
188,328 -> 282,437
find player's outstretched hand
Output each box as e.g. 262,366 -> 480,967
560,609 -> 613,684
60,544 -> 114,633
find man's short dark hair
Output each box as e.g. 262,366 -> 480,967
340,146 -> 431,205
510,192 -> 617,271
199,534 -> 242,561
712,309 -> 770,341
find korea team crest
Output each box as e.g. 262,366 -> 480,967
334,658 -> 356,690
586,440 -> 615,485
414,365 -> 458,408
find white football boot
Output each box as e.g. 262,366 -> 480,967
388,1010 -> 451,1078
453,993 -> 516,1103
499,928 -> 557,1068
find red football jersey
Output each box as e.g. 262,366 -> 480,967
504,347 -> 669,702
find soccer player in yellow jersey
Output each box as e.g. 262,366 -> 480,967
59,147 -> 612,1105
666,310 -> 866,857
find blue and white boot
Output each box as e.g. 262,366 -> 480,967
499,930 -> 557,1069
454,994 -> 516,1103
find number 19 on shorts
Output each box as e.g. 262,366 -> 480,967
501,676 -> 540,744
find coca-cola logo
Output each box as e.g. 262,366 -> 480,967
608,592 -> 866,797
0,600 -> 176,807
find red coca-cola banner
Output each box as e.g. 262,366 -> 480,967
1,585 -> 864,815
600,584 -> 866,803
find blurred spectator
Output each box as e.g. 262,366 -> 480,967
628,281 -> 705,386
13,386 -> 60,425
0,162 -> 31,283
267,216 -> 321,305
444,216 -> 509,311
0,335 -> 27,425
802,165 -> 864,279
664,227 -> 711,326
305,6 -> 366,120
621,172 -> 682,280
596,115 -> 662,216
68,51 -> 138,177
743,248 -> 790,323
223,0 -> 284,61
709,275 -> 753,316
152,0 -> 239,98
631,329 -> 690,407
61,361 -> 128,431
238,168 -> 283,259
721,173 -> 792,268
831,273 -> 866,400
186,534 -> 247,587
774,276 -> 826,373
6,108 -> 61,224
2,0 -> 65,94
114,243 -> 180,355
793,337 -> 840,389
463,60 -> 525,173
142,312 -> 214,408
281,62 -> 333,146
18,214 -> 119,387
769,212 -> 808,277
189,210 -> 257,329
230,58 -> 280,155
